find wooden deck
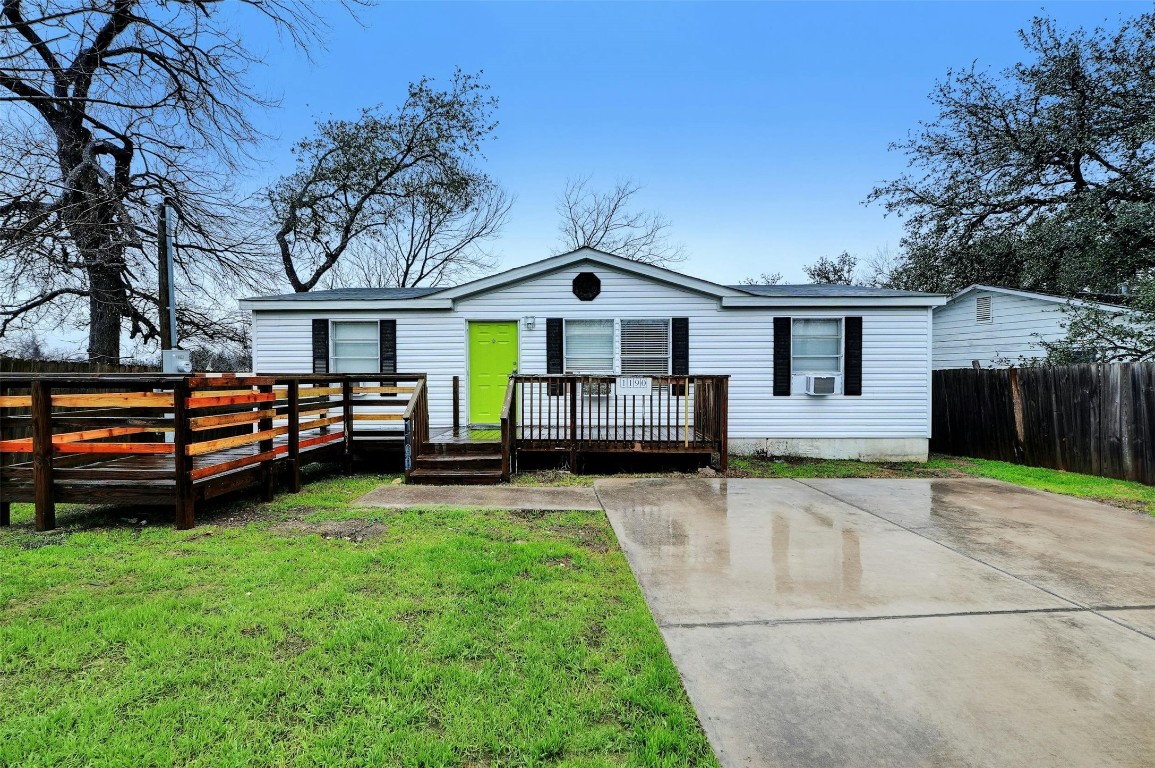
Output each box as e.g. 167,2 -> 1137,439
0,373 -> 427,530
1,371 -> 731,521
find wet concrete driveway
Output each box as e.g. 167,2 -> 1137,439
596,478 -> 1155,767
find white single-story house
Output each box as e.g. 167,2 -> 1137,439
241,248 -> 947,461
932,284 -> 1128,369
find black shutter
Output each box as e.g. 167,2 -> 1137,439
671,318 -> 689,375
844,316 -> 862,396
546,318 -> 563,395
773,317 -> 791,396
379,320 -> 397,374
311,319 -> 329,374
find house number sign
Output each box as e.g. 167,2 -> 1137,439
615,376 -> 652,395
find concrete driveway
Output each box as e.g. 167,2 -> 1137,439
596,477 -> 1155,767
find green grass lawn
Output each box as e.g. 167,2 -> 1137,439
0,483 -> 718,767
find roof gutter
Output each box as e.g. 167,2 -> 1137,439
721,295 -> 948,308
239,298 -> 455,311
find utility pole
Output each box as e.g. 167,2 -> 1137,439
157,198 -> 178,351
158,198 -> 190,373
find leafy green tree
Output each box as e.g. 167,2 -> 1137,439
869,12 -> 1155,297
1041,278 -> 1155,362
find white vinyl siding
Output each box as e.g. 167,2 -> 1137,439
330,321 -> 378,373
933,290 -> 1070,369
620,319 -> 670,376
565,319 -> 614,373
792,318 -> 842,374
251,262 -> 935,440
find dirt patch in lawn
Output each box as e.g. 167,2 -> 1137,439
267,519 -> 388,541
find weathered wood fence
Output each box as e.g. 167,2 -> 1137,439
932,364 -> 1155,485
0,357 -> 158,373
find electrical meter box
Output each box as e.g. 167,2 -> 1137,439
162,349 -> 193,374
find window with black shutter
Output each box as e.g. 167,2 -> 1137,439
844,316 -> 862,396
773,317 -> 791,396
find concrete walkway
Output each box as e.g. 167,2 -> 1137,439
597,477 -> 1155,767
355,484 -> 602,511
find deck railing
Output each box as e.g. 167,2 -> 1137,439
507,374 -> 729,470
402,377 -> 429,481
0,373 -> 427,530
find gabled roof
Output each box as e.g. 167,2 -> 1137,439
431,247 -> 751,301
942,284 -> 1129,313
241,247 -> 947,310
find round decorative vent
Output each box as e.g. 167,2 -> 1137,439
572,272 -> 601,301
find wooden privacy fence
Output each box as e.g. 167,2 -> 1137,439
0,373 -> 426,530
931,364 -> 1155,485
502,374 -> 729,474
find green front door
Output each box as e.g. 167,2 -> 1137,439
469,321 -> 519,424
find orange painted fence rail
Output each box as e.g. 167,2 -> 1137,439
0,373 -> 427,531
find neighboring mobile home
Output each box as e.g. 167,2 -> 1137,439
241,248 -> 946,461
932,285 -> 1128,369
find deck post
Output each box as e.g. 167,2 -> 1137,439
341,378 -> 353,474
568,380 -> 578,471
452,375 -> 460,432
172,378 -> 195,529
287,380 -> 301,493
30,380 -> 54,531
258,382 -> 275,501
719,377 -> 729,472
0,378 -> 9,526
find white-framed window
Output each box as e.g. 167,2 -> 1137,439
791,318 -> 842,375
330,320 -> 378,373
564,319 -> 614,373
620,319 -> 671,375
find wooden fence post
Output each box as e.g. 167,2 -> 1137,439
258,382 -> 275,501
287,380 -> 301,493
341,379 -> 353,474
1008,367 -> 1025,462
173,378 -> 195,530
0,378 -> 9,527
30,380 -> 54,531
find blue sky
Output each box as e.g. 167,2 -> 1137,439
242,0 -> 1149,285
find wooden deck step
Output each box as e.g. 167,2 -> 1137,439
410,440 -> 504,485
414,453 -> 502,471
407,467 -> 503,485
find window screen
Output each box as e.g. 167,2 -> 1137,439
330,321 -> 379,373
620,319 -> 670,376
564,319 -> 614,373
791,318 -> 842,374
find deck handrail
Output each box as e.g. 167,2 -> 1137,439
402,377 -> 428,481
499,376 -> 517,481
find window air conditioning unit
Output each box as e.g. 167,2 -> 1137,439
805,375 -> 838,396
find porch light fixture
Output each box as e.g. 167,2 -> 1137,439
523,316 -> 536,330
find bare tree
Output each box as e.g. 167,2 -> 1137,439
327,179 -> 510,288
804,251 -> 859,285
739,272 -> 784,285
269,71 -> 500,292
555,177 -> 686,265
0,0 -> 345,361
